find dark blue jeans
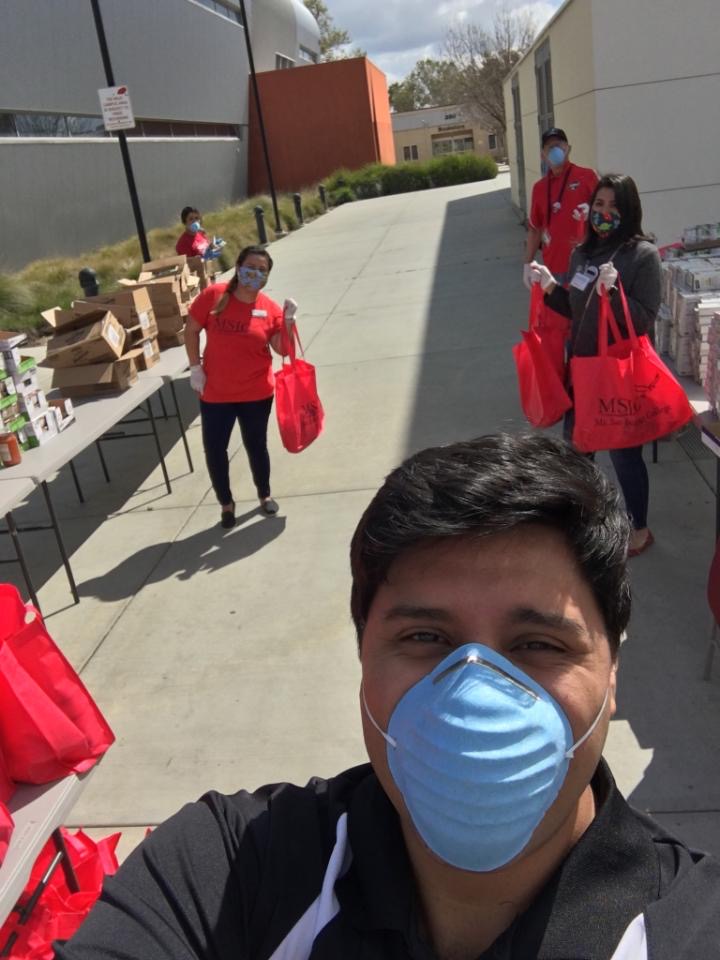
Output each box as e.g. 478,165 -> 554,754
200,397 -> 273,504
564,411 -> 649,529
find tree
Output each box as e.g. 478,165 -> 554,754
303,0 -> 352,60
388,58 -> 464,113
444,5 -> 537,148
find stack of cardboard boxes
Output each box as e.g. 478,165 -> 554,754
119,257 -> 200,350
0,332 -> 75,461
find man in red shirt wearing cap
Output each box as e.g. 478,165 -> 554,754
523,128 -> 598,288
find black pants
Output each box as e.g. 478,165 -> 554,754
200,397 -> 273,505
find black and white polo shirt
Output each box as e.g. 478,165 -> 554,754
57,761 -> 720,959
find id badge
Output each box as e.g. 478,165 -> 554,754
252,309 -> 267,318
570,270 -> 592,291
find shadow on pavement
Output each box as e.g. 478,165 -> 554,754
78,508 -> 286,601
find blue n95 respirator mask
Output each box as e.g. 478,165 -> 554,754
363,643 -> 608,872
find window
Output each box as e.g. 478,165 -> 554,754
403,145 -> 419,161
299,46 -> 319,64
535,40 -> 554,145
488,133 -> 497,150
444,113 -> 457,120
0,112 -> 241,139
193,0 -> 242,23
275,54 -> 295,70
431,133 -> 474,156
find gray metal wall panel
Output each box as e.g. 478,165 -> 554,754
0,0 -> 249,123
0,139 -> 247,270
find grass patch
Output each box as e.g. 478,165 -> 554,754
2,190 -> 327,335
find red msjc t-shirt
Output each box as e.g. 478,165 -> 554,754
529,163 -> 598,276
176,230 -> 210,257
189,284 -> 284,403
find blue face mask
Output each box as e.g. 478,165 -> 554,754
363,643 -> 608,872
591,210 -> 621,236
237,265 -> 267,291
547,145 -> 567,167
189,220 -> 202,233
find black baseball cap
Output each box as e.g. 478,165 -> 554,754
541,127 -> 568,146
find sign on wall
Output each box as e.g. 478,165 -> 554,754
98,85 -> 136,131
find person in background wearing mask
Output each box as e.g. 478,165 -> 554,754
529,173 -> 662,557
183,245 -> 296,528
57,434 -> 720,960
176,206 -> 217,259
523,128 -> 598,289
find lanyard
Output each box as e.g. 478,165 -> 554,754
546,164 -> 573,223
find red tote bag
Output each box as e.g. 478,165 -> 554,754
531,283 -> 570,381
571,285 -> 693,453
513,284 -> 572,428
0,584 -> 115,784
275,324 -> 324,454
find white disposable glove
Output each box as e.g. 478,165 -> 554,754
596,262 -> 618,293
529,261 -> 557,292
189,364 -> 206,394
522,263 -> 534,290
283,298 -> 298,325
572,203 -> 590,222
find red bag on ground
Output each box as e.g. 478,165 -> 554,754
275,324 -> 324,453
571,285 -> 693,452
0,584 -> 115,784
0,828 -> 120,958
513,284 -> 572,428
530,284 -> 570,381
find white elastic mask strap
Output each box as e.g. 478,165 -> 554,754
361,685 -> 397,749
565,687 -> 610,759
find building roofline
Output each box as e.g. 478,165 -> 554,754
507,0 -> 576,79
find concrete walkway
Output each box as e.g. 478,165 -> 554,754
5,173 -> 720,858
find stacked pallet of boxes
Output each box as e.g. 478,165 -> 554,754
41,304 -> 131,398
0,332 -> 75,465
73,287 -> 161,374
703,310 -> 720,409
119,257 -> 200,350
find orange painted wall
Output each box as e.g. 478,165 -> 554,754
248,57 -> 396,195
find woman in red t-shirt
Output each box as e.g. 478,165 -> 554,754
176,206 -> 211,258
185,245 -> 293,529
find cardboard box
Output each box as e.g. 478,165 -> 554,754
41,306 -> 105,336
3,353 -> 36,376
44,311 -> 126,368
187,256 -> 221,291
139,337 -> 160,369
158,330 -> 185,349
52,357 -> 139,397
17,386 -> 47,418
48,397 -> 75,431
0,394 -> 21,427
0,331 -> 27,351
0,369 -> 17,399
124,317 -> 159,347
156,312 -> 185,335
24,409 -> 58,447
13,368 -> 40,394
138,255 -> 190,288
74,287 -> 155,330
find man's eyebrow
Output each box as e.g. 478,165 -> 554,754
383,605 -> 454,623
508,606 -> 585,637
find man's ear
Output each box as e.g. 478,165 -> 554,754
608,658 -> 618,718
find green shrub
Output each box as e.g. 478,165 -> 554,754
330,186 -> 356,206
347,163 -> 384,199
323,168 -> 354,194
379,162 -> 433,195
427,153 -> 498,187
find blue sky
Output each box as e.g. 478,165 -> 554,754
327,0 -> 563,82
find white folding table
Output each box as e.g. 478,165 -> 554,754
0,477 -> 41,609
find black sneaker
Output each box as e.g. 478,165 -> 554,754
220,503 -> 236,529
260,497 -> 279,515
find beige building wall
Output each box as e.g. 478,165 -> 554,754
392,106 -> 502,166
504,0 -> 720,243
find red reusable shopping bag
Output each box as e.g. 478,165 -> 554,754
275,324 -> 324,453
571,285 -> 693,453
513,284 -> 572,428
530,283 -> 570,381
0,584 -> 115,784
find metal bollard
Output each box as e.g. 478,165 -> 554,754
318,184 -> 328,211
254,205 -> 268,245
78,266 -> 99,298
292,192 -> 304,225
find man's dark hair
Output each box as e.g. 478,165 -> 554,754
579,173 -> 653,253
181,206 -> 201,224
350,433 -> 631,654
